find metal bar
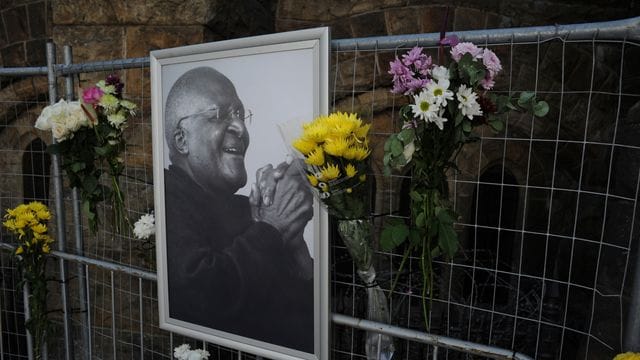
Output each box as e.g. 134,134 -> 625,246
331,16 -> 640,50
332,314 -> 531,360
63,44 -> 90,360
110,271 -> 117,359
0,17 -> 636,79
624,169 -> 640,351
139,278 -> 144,359
46,41 -> 72,360
85,264 -> 93,358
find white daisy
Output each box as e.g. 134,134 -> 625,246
456,84 -> 483,120
425,78 -> 454,107
410,89 -> 438,122
429,108 -> 448,130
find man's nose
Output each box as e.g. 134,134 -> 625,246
226,114 -> 247,138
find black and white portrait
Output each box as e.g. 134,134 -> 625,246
151,28 -> 329,360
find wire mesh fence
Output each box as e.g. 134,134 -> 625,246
0,16 -> 638,360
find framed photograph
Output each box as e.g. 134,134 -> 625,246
150,28 -> 329,360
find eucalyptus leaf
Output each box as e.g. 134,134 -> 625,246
517,91 -> 535,106
390,138 -> 404,156
462,120 -> 472,133
533,100 -> 549,117
489,119 -> 504,132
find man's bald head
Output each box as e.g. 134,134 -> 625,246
165,67 -> 241,154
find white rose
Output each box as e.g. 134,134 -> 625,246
431,65 -> 450,81
50,115 -> 72,141
64,101 -> 90,132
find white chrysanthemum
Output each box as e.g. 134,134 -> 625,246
431,65 -> 450,81
188,349 -> 210,360
96,80 -> 116,95
425,79 -> 454,107
429,108 -> 448,130
456,84 -> 483,120
410,89 -> 438,122
107,111 -> 127,129
133,213 -> 155,240
173,344 -> 191,360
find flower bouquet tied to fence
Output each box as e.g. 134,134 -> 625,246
292,112 -> 394,360
382,41 -> 548,328
3,201 -> 54,360
35,74 -> 136,234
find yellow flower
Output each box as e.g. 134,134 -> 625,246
293,137 -> 317,155
307,174 -> 319,187
345,163 -> 357,178
346,188 -> 353,193
344,145 -> 370,161
354,123 -> 371,140
305,147 -> 325,166
323,137 -> 350,157
42,244 -> 50,254
36,209 -> 51,221
359,174 -> 367,182
320,163 -> 341,181
28,201 -> 46,212
15,246 -> 23,255
302,120 -> 329,142
31,223 -> 47,234
614,353 -> 640,360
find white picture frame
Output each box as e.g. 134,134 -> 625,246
150,27 -> 329,360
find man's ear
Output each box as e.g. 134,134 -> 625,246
174,124 -> 189,155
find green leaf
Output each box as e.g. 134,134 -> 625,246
82,200 -> 95,220
462,120 -> 472,133
83,176 -> 98,193
71,162 -> 86,173
381,220 -> 411,251
517,91 -> 535,107
390,138 -> 403,156
409,190 -> 423,202
438,223 -> 459,258
415,211 -> 426,227
489,119 -> 504,132
383,152 -> 391,166
426,217 -> 438,238
454,112 -> 464,126
437,209 -> 454,224
533,100 -> 549,117
398,128 -> 415,143
94,145 -> 110,156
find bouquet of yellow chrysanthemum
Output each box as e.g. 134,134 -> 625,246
292,112 -> 395,360
614,352 -> 640,360
292,112 -> 371,220
3,201 -> 54,359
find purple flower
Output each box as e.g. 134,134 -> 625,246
389,47 -> 433,95
450,42 -> 483,62
82,86 -> 104,104
439,35 -> 460,47
105,74 -> 124,97
480,77 -> 495,90
482,49 -> 502,76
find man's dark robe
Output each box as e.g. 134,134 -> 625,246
164,165 -> 313,352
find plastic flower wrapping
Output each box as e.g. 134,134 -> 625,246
173,344 -> 210,360
2,201 -> 54,358
35,74 -> 136,234
382,42 -> 548,328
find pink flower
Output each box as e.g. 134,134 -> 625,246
482,49 -> 502,77
82,86 -> 104,104
389,47 -> 433,95
480,77 -> 495,90
450,42 -> 483,62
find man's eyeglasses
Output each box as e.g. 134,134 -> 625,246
178,108 -> 252,126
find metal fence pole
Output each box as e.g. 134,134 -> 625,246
624,169 -> 640,351
46,41 -> 73,360
63,44 -> 91,359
